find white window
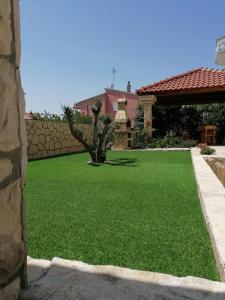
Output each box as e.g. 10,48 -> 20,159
112,102 -> 118,112
216,37 -> 225,53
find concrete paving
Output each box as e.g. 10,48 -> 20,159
21,257 -> 225,300
208,146 -> 225,157
191,147 -> 225,281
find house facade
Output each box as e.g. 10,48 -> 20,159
74,83 -> 138,127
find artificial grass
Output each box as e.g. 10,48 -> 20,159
25,151 -> 219,280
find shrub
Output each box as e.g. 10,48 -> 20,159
132,129 -> 148,149
31,111 -> 64,122
149,135 -> 196,148
30,109 -> 93,124
198,143 -> 216,155
135,105 -> 144,130
200,147 -> 216,155
132,106 -> 148,148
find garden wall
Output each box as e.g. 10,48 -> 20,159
26,120 -> 92,160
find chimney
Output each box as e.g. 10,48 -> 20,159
127,81 -> 131,93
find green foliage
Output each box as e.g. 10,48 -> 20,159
133,106 -> 148,148
31,110 -> 64,122
62,108 -> 92,124
149,135 -> 196,148
153,104 -> 225,144
25,151 -> 219,280
30,109 -> 92,125
73,110 -> 92,124
99,115 -> 112,125
153,105 -> 202,139
135,105 -> 144,130
197,104 -> 225,144
181,106 -> 202,139
132,129 -> 148,149
91,98 -> 102,115
153,106 -> 183,136
200,147 -> 216,155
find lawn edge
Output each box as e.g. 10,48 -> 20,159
191,147 -> 225,282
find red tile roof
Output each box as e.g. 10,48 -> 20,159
137,67 -> 225,95
24,112 -> 33,120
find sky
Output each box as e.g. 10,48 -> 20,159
20,0 -> 225,114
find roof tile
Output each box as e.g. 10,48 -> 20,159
137,67 -> 225,95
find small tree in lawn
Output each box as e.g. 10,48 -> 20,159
63,99 -> 114,163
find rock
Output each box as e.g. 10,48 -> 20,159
0,158 -> 13,183
0,181 -> 25,288
39,135 -> 45,145
29,145 -> 39,155
0,59 -> 20,152
27,257 -> 51,283
0,278 -> 21,300
0,1 -> 12,55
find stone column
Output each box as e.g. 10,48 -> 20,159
0,1 -> 27,299
114,99 -> 129,150
139,95 -> 157,140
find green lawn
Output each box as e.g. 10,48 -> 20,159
25,151 -> 219,280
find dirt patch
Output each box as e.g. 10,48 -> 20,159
205,157 -> 225,187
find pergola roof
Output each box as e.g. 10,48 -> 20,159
136,67 -> 225,105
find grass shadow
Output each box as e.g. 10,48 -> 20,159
105,157 -> 138,167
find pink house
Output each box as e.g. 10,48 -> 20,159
74,82 -> 138,127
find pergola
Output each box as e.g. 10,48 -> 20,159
136,67 -> 225,138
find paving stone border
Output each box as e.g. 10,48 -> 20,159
115,147 -> 190,151
21,257 -> 225,300
191,147 -> 225,281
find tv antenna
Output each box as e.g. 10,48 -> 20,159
111,67 -> 117,89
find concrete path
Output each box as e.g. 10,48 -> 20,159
209,146 -> 225,157
191,147 -> 225,281
21,257 -> 225,300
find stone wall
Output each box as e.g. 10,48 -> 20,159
0,1 -> 27,299
26,120 -> 91,160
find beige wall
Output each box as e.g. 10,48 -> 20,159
0,1 -> 27,299
26,120 -> 91,160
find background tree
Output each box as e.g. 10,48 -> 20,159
153,105 -> 202,139
133,105 -> 148,148
135,103 -> 225,145
64,99 -> 114,163
70,110 -> 92,124
135,105 -> 144,130
198,104 -> 225,144
180,105 -> 202,139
